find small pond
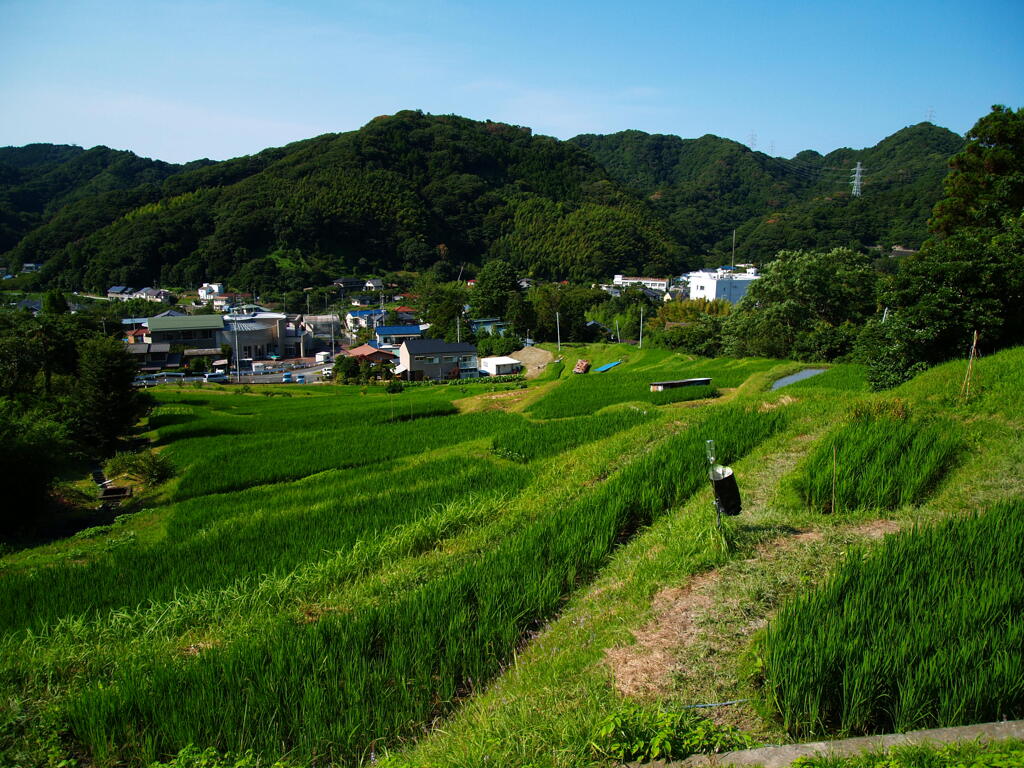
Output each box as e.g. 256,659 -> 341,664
770,368 -> 827,390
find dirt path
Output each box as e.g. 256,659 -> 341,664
603,425 -> 904,736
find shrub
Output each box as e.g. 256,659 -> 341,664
591,703 -> 752,762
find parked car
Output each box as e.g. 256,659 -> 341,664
160,372 -> 185,380
282,372 -> 293,383
295,374 -> 306,384
203,372 -> 228,383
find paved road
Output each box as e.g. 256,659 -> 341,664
135,364 -> 330,387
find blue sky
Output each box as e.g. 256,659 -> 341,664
1,0 -> 1021,163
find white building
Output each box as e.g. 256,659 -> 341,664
198,282 -> 225,302
479,356 -> 523,376
686,268 -> 760,304
613,275 -> 670,292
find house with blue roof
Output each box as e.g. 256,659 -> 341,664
374,325 -> 423,346
345,308 -> 386,331
469,318 -> 511,337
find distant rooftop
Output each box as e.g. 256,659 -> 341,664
148,315 -> 225,332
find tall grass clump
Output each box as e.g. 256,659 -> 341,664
759,498 -> 1024,737
62,404 -> 788,765
792,401 -> 963,513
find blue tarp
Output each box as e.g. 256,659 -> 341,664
594,361 -> 622,372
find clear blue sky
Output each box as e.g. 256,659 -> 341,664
1,0 -> 1021,163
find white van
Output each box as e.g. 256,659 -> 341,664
203,372 -> 228,383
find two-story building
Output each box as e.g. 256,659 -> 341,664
346,308 -> 386,331
686,268 -> 760,303
147,314 -> 225,349
374,325 -> 424,346
613,275 -> 670,292
396,339 -> 478,381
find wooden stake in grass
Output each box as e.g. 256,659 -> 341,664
831,443 -> 838,515
960,330 -> 979,402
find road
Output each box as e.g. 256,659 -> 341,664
135,364 -> 331,387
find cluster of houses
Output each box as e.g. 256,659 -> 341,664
601,267 -> 761,304
343,324 -> 521,381
120,299 -> 522,382
111,265 -> 764,381
107,285 -> 175,303
122,306 -> 314,373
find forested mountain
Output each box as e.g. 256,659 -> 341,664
1,112 -> 963,292
0,144 -> 211,256
571,123 -> 963,262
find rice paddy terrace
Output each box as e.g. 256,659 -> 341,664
1,345 -> 1022,767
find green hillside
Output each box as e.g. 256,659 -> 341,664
1,345 -> 1021,767
1,112 -> 963,292
571,122 -> 963,260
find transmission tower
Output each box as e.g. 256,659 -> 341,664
851,161 -> 865,197
925,106 -> 935,122
748,131 -> 757,150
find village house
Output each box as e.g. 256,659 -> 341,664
132,287 -> 173,303
346,343 -> 399,364
106,285 -> 135,301
395,339 -> 478,381
613,274 -> 670,292
197,282 -> 225,302
346,308 -> 386,331
374,325 -> 424,346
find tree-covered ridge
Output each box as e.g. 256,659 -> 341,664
0,144 -> 210,255
9,111 -> 689,292
3,111 -> 964,293
571,122 -> 963,261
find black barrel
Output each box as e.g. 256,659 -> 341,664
710,466 -> 742,516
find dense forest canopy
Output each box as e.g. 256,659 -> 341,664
571,122 -> 964,262
0,111 -> 963,292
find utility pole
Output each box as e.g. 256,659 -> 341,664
615,319 -> 620,344
556,312 -> 561,352
851,162 -> 865,197
732,229 -> 737,269
639,306 -> 643,349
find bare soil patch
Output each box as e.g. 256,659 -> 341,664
603,516 -> 906,735
511,346 -> 555,379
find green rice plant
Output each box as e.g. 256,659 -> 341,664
491,406 -> 657,462
0,455 -> 530,633
759,498 -> 1024,738
60,404 -> 788,765
790,739 -> 1024,767
791,401 -> 963,513
527,357 -> 777,418
168,410 -> 521,500
783,364 -> 868,392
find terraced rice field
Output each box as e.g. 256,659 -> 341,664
3,346 -> 1022,768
